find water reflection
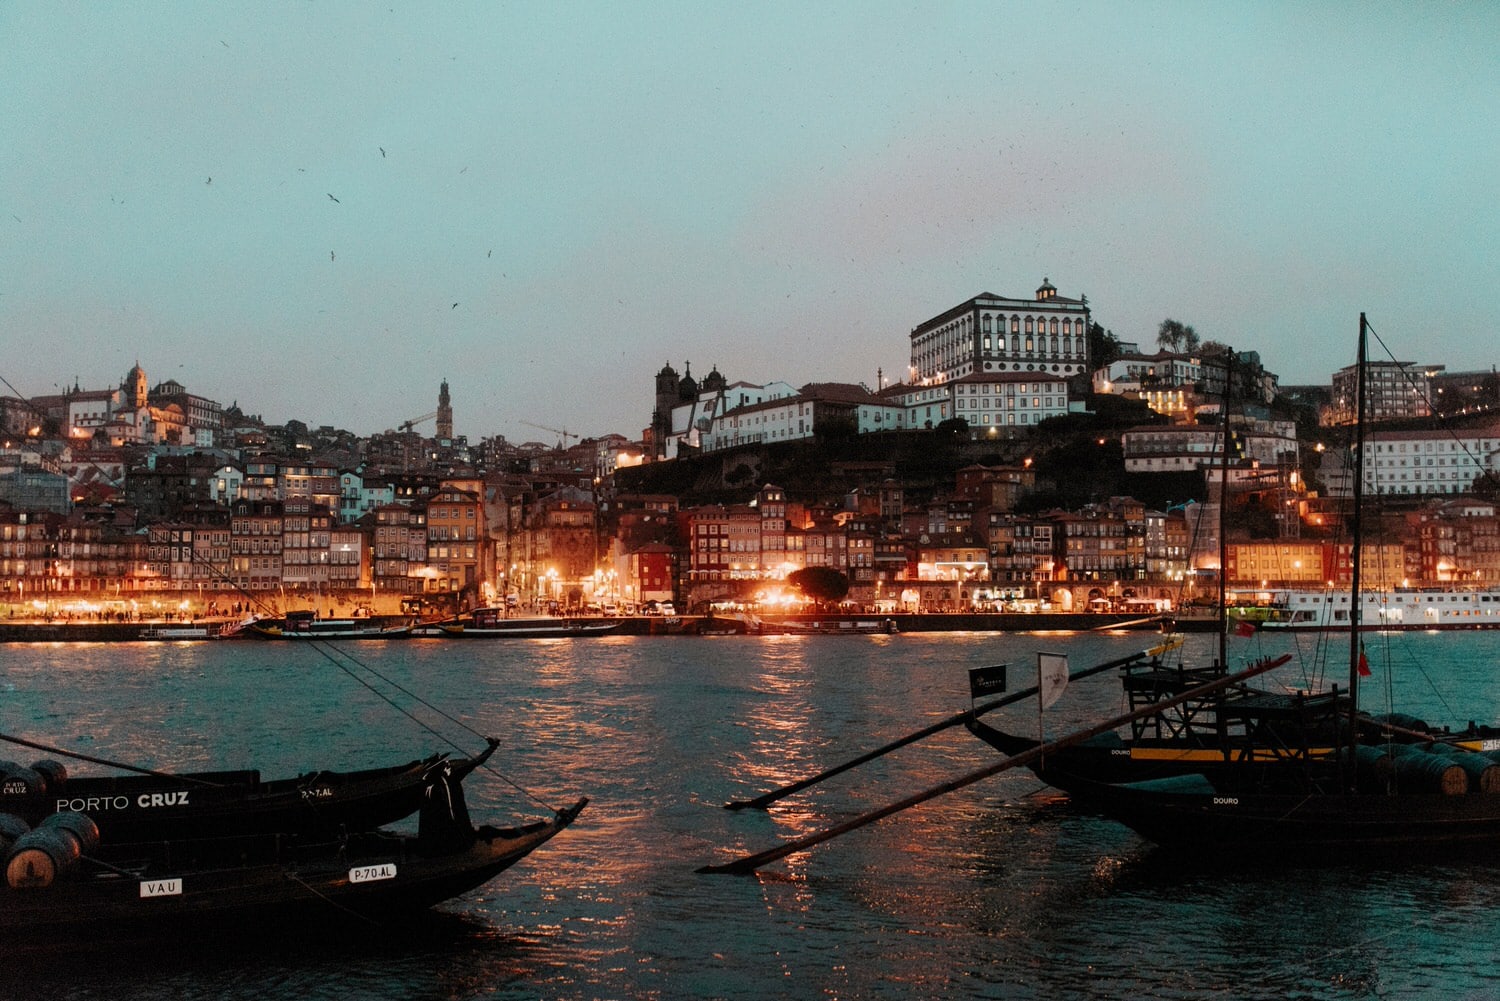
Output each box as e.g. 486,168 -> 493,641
8,633 -> 1500,998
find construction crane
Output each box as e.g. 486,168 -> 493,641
521,421 -> 582,449
399,411 -> 437,433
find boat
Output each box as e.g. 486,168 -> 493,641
0,735 -> 495,844
1235,586 -> 1500,631
985,315 -> 1500,857
137,625 -> 216,641
711,612 -> 899,635
0,755 -> 586,936
964,348 -> 1325,790
435,607 -> 622,638
244,609 -> 414,639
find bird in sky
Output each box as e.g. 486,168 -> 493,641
379,147 -> 386,157
330,251 -> 335,261
451,302 -> 459,309
327,193 -> 339,203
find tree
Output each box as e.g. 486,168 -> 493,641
1088,321 -> 1123,369
1156,319 -> 1200,353
788,567 -> 850,608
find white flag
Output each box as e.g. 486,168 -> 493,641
1038,653 -> 1069,710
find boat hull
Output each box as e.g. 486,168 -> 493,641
1069,773 -> 1500,855
0,799 -> 586,936
1,753 -> 477,845
436,619 -> 622,639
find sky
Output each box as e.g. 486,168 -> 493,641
3,2 -> 1497,444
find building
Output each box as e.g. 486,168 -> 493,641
150,379 -> 224,444
940,372 -> 1072,435
1326,360 -> 1437,426
372,503 -> 422,594
229,499 -> 284,591
908,278 -> 1090,387
425,484 -> 484,598
699,382 -> 900,451
1092,350 -> 1206,420
1352,423 -> 1500,497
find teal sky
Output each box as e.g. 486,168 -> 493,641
3,2 -> 1497,442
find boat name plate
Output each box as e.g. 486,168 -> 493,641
140,878 -> 182,898
350,863 -> 397,883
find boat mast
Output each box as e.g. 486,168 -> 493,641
1347,313 -> 1368,737
1217,348 -> 1233,672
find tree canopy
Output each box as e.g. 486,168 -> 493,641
788,567 -> 850,606
1156,319 -> 1200,352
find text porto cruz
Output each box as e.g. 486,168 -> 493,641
57,790 -> 190,813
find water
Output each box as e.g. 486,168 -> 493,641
5,630 -> 1500,1000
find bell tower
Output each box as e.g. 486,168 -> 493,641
436,379 -> 453,440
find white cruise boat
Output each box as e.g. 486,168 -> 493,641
1247,588 -> 1500,631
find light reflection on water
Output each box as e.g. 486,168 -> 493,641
5,632 -> 1500,998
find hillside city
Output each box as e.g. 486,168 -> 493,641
3,279 -> 1498,621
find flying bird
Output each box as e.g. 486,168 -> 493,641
330,251 -> 335,261
379,147 -> 386,157
327,193 -> 339,203
451,302 -> 459,309
206,177 -> 211,184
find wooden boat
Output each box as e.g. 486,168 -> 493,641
436,607 -> 621,638
245,610 -> 414,640
137,625 -> 217,641
1,737 -> 495,844
988,315 -> 1500,857
0,757 -> 586,936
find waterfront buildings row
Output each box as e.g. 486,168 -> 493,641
5,456 -> 1499,617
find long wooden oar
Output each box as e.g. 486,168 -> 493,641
698,653 -> 1282,875
723,640 -> 1182,811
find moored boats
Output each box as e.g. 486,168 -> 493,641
998,314 -> 1500,858
432,607 -> 622,638
244,609 -> 415,639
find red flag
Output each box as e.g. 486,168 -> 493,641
1234,619 -> 1256,638
1358,644 -> 1372,677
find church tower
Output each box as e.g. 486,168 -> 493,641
651,361 -> 679,459
436,379 -> 453,440
124,362 -> 148,409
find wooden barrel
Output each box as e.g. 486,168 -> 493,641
1356,745 -> 1467,795
6,827 -> 80,889
1426,743 -> 1500,793
0,813 -> 28,854
4,811 -> 100,889
43,811 -> 100,855
1353,744 -> 1394,790
30,759 -> 68,792
0,762 -> 46,802
1385,744 -> 1467,796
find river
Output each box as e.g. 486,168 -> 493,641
4,629 -> 1500,1000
